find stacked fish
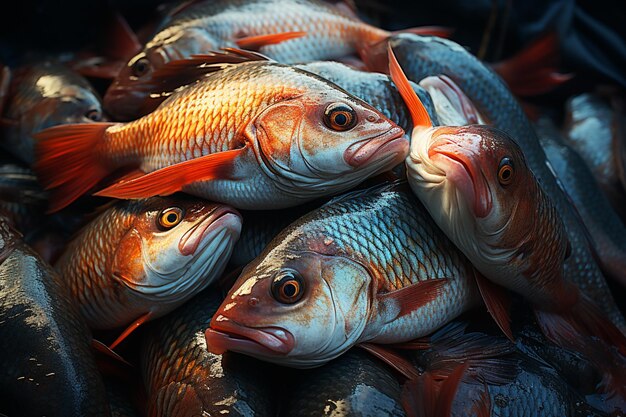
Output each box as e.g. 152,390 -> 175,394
0,1 -> 624,416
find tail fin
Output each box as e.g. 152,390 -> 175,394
34,123 -> 116,212
492,32 -> 573,96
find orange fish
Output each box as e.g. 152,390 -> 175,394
35,50 -> 407,212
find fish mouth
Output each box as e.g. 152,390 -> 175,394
344,126 -> 407,168
205,316 -> 295,356
179,207 -> 241,256
429,140 -> 492,218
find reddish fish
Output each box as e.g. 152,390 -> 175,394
104,0 -> 448,120
54,196 -> 241,348
35,51 -> 407,212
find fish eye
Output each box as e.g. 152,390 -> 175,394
324,103 -> 357,131
84,109 -> 102,121
157,207 -> 184,230
498,157 -> 514,186
131,57 -> 151,78
271,269 -> 304,304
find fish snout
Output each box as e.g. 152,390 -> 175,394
343,126 -> 407,168
178,207 -> 242,256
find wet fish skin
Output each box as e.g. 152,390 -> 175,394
1,62 -> 104,164
280,348 -> 406,417
371,34 -> 623,325
0,216 -> 110,416
54,196 -> 242,330
0,160 -> 47,233
142,289 -> 277,417
206,184 -> 480,368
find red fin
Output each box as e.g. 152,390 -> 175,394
34,123 -> 116,212
358,343 -> 419,380
387,44 -> 433,128
377,278 -> 449,318
109,311 -> 154,350
474,271 -> 514,342
235,31 -> 307,50
401,373 -> 438,417
492,31 -> 573,96
435,363 -> 468,417
471,384 -> 492,417
94,148 -> 244,199
392,26 -> 454,39
0,65 -> 11,117
103,12 -> 142,61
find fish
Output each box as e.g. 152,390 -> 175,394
54,196 -> 242,348
35,51 -> 407,212
361,33 -> 625,327
389,52 -> 626,397
279,348 -> 407,417
0,159 -> 48,233
0,61 -> 104,165
403,317 -> 614,417
0,215 -> 110,416
205,183 -> 480,368
103,0 -> 447,120
141,288 -> 277,417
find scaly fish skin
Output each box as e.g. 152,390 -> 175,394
1,62 -> 104,164
206,184 -> 479,368
54,196 -> 241,329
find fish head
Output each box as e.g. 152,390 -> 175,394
250,83 -> 408,198
206,249 -> 373,368
112,197 -> 242,304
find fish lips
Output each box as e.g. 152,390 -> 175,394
344,126 -> 407,168
205,316 -> 295,357
178,207 -> 241,256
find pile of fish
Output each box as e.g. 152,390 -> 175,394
0,0 -> 625,416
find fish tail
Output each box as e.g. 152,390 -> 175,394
34,122 -> 117,212
492,31 -> 573,97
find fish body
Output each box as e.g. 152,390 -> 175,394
0,160 -> 47,233
1,62 -> 104,164
54,196 -> 241,330
369,34 -> 623,325
280,348 -> 406,417
104,0 -> 392,120
36,57 -> 407,212
206,184 -> 480,368
142,289 -> 277,417
0,217 -> 110,416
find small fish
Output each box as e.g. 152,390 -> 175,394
280,348 -> 407,417
104,0 -> 445,120
54,196 -> 241,348
35,51 -> 407,212
389,51 -> 626,397
142,289 -> 277,417
205,183 -> 480,368
0,216 -> 110,416
0,62 -> 104,165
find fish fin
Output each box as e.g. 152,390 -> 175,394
33,123 -> 116,212
91,339 -> 133,368
377,278 -> 449,319
109,311 -> 154,350
0,65 -> 11,117
471,383 -> 492,417
387,44 -> 433,128
401,372 -> 438,417
102,12 -> 142,61
492,31 -> 572,96
235,31 -> 307,50
357,343 -> 419,380
434,363 -> 468,417
392,26 -> 454,39
149,382 -> 203,417
94,148 -> 245,199
474,271 -> 514,342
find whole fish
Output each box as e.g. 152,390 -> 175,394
205,183 -> 480,368
35,51 -> 407,212
389,55 -> 626,397
0,62 -> 104,164
142,289 -> 277,417
104,0 -> 443,120
0,216 -> 110,416
54,196 -> 241,348
280,348 -> 407,417
362,34 -> 624,327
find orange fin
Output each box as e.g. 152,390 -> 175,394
377,278 -> 449,318
474,271 -> 514,342
235,31 -> 307,50
358,343 -> 419,380
392,26 -> 454,39
109,311 -> 154,350
435,363 -> 468,417
34,123 -> 116,212
94,148 -> 244,199
103,12 -> 142,61
387,44 -> 433,128
401,372 -> 438,417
